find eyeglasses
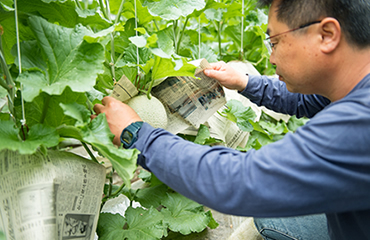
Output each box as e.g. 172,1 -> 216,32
263,20 -> 322,55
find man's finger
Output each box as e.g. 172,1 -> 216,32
101,96 -> 115,106
93,103 -> 104,114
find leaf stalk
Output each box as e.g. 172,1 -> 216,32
176,16 -> 189,54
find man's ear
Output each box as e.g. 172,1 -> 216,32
319,17 -> 341,53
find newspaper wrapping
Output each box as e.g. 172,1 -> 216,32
109,58 -> 288,149
0,150 -> 106,240
110,74 -> 139,102
151,59 -> 227,130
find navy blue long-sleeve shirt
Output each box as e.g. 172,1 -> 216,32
132,74 -> 370,240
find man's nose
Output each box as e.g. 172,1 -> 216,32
269,51 -> 276,66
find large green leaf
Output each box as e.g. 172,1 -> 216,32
161,192 -> 211,235
287,115 -> 309,132
60,102 -> 91,126
0,120 -> 59,154
80,114 -> 139,187
220,100 -> 257,132
92,142 -> 139,188
135,184 -> 168,208
0,14 -> 16,64
259,120 -> 288,135
97,213 -> 127,240
16,16 -> 105,101
97,207 -> 165,240
18,0 -> 76,27
57,113 -> 139,187
14,41 -> 47,72
17,0 -> 110,29
123,43 -> 152,65
0,10 -> 34,64
17,88 -> 87,128
143,0 -> 206,20
156,29 -> 175,56
151,56 -> 196,82
119,0 -> 155,25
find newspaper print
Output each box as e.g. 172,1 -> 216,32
110,75 -> 139,102
0,150 -> 106,240
152,59 -> 227,129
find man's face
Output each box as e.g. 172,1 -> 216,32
267,1 -> 323,94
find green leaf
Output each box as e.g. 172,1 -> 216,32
58,114 -> 139,187
189,44 -> 218,63
203,8 -> 226,22
221,100 -> 257,132
287,115 -> 309,132
151,56 -> 197,82
18,0 -> 110,29
17,88 -> 87,128
0,0 -> 13,10
82,116 -> 139,187
120,0 -> 155,25
141,172 -> 164,190
239,131 -> 275,151
0,11 -> 34,65
18,0 -> 77,28
259,120 -> 289,135
222,2 -> 243,20
249,121 -> 270,136
123,43 -> 152,65
129,35 -> 147,48
138,170 -> 163,186
143,0 -> 206,20
194,124 -> 210,145
0,120 -> 59,154
75,7 -> 111,29
60,102 -> 91,125
83,24 -> 123,43
156,28 -> 175,56
97,213 -> 128,240
161,192 -> 211,235
14,41 -> 47,73
205,210 -> 219,229
135,184 -> 168,208
17,16 -> 105,101
97,207 -> 165,240
138,169 -> 152,182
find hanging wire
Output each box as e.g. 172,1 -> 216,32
104,0 -> 117,83
134,0 -> 140,75
198,16 -> 201,59
241,0 -> 244,58
14,0 -> 26,127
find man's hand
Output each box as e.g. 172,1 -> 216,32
92,96 -> 142,146
204,61 -> 249,92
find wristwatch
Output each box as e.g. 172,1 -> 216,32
120,121 -> 144,149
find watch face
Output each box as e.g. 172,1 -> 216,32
120,121 -> 143,148
122,130 -> 134,144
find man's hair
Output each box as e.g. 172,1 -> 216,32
258,0 -> 370,48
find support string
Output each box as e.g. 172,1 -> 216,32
14,0 -> 26,127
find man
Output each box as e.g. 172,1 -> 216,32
92,0 -> 370,239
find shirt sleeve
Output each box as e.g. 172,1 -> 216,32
240,75 -> 331,118
132,96 -> 370,218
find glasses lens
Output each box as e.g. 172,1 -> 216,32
263,39 -> 272,55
